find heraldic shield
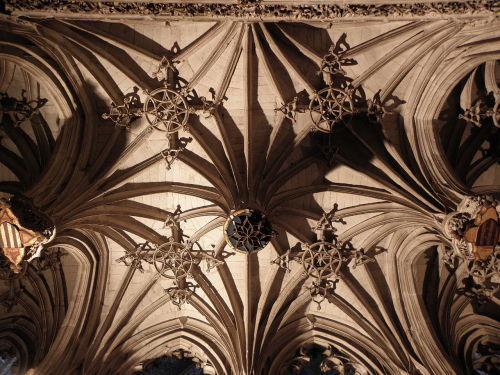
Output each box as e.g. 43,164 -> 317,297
0,196 -> 54,273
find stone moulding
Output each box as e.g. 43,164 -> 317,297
4,0 -> 498,21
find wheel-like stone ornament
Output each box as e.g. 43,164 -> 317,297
143,87 -> 189,133
153,240 -> 193,279
309,86 -> 354,132
301,241 -> 343,280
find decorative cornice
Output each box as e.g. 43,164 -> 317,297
4,0 -> 498,21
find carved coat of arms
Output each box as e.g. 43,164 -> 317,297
445,196 -> 500,261
0,197 -> 54,273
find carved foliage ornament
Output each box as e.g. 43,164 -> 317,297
0,195 -> 55,276
0,91 -> 47,126
442,195 -> 500,302
458,61 -> 500,129
5,1 -> 497,19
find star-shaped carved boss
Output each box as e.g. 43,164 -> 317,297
223,209 -> 275,253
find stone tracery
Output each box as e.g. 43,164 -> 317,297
0,6 -> 498,375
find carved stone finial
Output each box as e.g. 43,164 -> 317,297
152,56 -> 180,84
275,97 -> 299,121
116,241 -> 154,273
161,135 -> 192,170
165,282 -> 196,309
102,87 -> 143,129
460,97 -> 500,128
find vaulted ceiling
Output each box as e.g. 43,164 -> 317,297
0,2 -> 499,375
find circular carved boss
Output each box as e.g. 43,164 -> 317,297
224,209 -> 274,253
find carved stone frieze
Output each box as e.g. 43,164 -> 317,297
5,1 -> 497,20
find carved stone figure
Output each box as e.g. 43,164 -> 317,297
445,196 -> 500,261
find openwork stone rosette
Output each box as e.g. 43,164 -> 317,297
301,241 -> 343,280
224,209 -> 275,253
102,56 -> 192,135
309,86 -> 354,132
143,87 -> 190,133
153,238 -> 195,279
273,205 -> 373,309
277,43 -> 389,133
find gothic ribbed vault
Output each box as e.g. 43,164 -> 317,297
0,2 -> 499,375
